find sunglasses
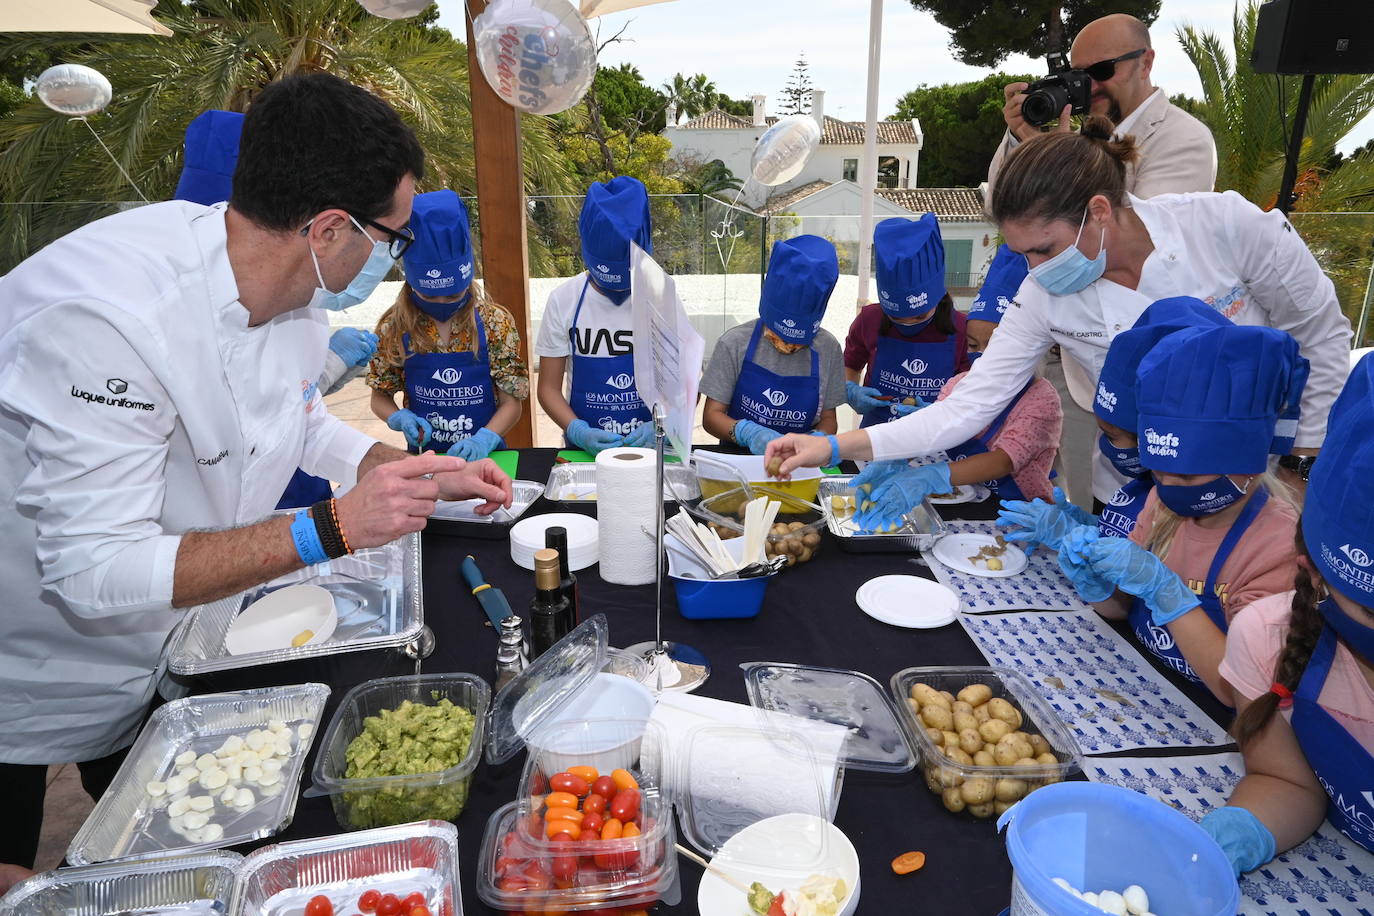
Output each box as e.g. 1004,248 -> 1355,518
1082,48 -> 1146,82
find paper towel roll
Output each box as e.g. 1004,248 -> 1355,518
595,447 -> 659,585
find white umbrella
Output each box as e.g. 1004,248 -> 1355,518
0,0 -> 172,36
580,0 -> 677,17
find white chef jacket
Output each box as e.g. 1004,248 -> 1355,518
867,191 -> 1352,502
0,202 -> 377,763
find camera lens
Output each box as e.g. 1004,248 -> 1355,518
1021,89 -> 1059,127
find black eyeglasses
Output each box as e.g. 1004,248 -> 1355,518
1082,48 -> 1146,82
349,212 -> 416,259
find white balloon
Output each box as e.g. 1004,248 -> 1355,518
750,114 -> 822,187
35,64 -> 112,118
473,0 -> 597,115
355,0 -> 431,19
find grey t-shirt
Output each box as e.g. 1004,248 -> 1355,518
700,319 -> 847,414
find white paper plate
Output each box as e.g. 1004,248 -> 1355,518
855,575 -> 959,628
931,533 -> 1027,578
224,584 -> 337,655
697,813 -> 860,916
927,484 -> 977,504
510,512 -> 599,571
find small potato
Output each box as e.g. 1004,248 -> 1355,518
968,802 -> 996,819
802,532 -> 820,548
910,683 -> 939,706
1028,734 -> 1052,757
906,697 -> 921,716
943,746 -> 973,767
985,557 -> 1003,571
938,690 -> 957,706
936,765 -> 964,789
998,733 -> 1034,762
987,697 -> 1023,728
1013,757 -> 1040,769
951,700 -> 974,717
995,778 -> 1029,802
941,787 -> 966,813
942,731 -> 961,749
993,742 -> 1023,767
924,726 -> 944,747
978,719 -> 1012,744
973,704 -> 992,724
957,684 -> 993,707
994,800 -> 1016,815
921,705 -> 953,731
973,750 -> 996,767
796,546 -> 814,563
953,712 -> 978,733
923,766 -> 943,794
771,523 -> 789,537
788,521 -> 804,531
1035,751 -> 1058,765
960,777 -> 995,805
982,742 -> 996,754
958,729 -> 983,755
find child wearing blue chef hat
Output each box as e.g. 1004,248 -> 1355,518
997,296 -> 1230,550
843,215 -> 971,427
1201,353 -> 1374,874
701,235 -> 846,454
964,243 -> 1028,361
368,190 -> 529,460
1059,324 -> 1309,703
535,176 -> 655,455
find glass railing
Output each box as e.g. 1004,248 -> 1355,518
1288,211 -> 1374,348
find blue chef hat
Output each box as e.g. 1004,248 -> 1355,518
759,235 -> 839,345
579,175 -> 652,292
1094,297 -> 1232,428
874,214 -> 944,319
1304,353 -> 1374,607
402,190 -> 474,295
967,244 -> 1028,324
1134,324 -> 1309,475
173,109 -> 244,206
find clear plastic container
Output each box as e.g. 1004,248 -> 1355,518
890,665 -> 1083,820
689,452 -> 824,505
309,674 -> 490,830
678,480 -> 826,568
0,852 -> 241,916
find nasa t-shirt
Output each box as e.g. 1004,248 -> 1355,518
700,319 -> 847,412
534,272 -> 636,371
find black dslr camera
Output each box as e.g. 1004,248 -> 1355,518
1021,52 -> 1092,127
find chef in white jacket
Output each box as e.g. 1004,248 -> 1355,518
0,73 -> 511,876
767,115 -> 1351,503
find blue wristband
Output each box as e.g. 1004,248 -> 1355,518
290,509 -> 328,566
826,434 -> 840,468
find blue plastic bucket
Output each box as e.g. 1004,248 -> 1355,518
665,534 -> 772,619
998,782 -> 1239,916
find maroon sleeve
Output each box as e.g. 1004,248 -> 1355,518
951,309 -> 972,374
844,304 -> 880,373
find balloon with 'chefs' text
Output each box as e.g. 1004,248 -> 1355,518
472,0 -> 597,115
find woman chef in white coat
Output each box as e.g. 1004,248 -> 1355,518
766,115 -> 1351,497
0,73 -> 511,881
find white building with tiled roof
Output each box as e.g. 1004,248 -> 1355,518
663,89 -> 922,208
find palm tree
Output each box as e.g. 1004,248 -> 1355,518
661,72 -> 719,124
0,0 -> 575,272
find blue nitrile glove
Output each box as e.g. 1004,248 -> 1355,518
997,488 -> 1095,552
624,421 -> 657,448
734,419 -> 781,456
1201,806 -> 1277,877
329,328 -> 379,367
387,408 -> 432,450
855,462 -> 952,532
845,380 -> 888,415
1055,527 -> 1115,602
567,419 -> 624,455
446,427 -> 502,461
852,459 -> 909,498
1053,486 -> 1098,528
1079,536 -> 1202,624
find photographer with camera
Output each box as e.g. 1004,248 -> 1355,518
987,14 -> 1216,202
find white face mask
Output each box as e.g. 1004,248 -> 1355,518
306,214 -> 396,312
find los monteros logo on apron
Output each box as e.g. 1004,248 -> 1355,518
433,368 -> 462,385
900,357 -> 928,376
605,373 -> 634,390
763,388 -> 789,407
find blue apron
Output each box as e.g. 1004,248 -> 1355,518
1098,476 -> 1154,540
1291,612 -> 1374,853
1128,487 -> 1270,686
944,381 -> 1033,500
567,278 -> 650,439
276,468 -> 332,510
401,312 -> 499,453
727,321 -> 821,435
859,329 -> 958,428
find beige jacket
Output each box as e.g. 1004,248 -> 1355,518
985,89 -> 1217,210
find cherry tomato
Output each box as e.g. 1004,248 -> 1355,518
549,772 -> 591,797
410,908 -> 432,916
375,895 -> 402,916
581,793 -> 607,816
609,788 -> 640,822
610,768 -> 639,792
305,896 -> 334,916
543,791 -> 579,810
521,862 -> 553,891
581,811 -> 604,835
357,890 -> 381,913
566,765 -> 599,783
767,894 -> 787,916
618,821 -> 642,868
545,818 -> 581,840
544,806 -> 584,825
550,833 -> 579,883
590,775 -> 617,800
599,817 -> 623,840
400,894 -> 426,911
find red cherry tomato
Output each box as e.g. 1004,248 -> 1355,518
590,775 -> 617,800
305,896 -> 334,916
375,894 -> 402,916
609,788 -> 640,822
400,894 -> 426,911
550,833 -> 579,883
581,793 -> 607,816
358,890 -> 381,913
581,811 -> 605,835
549,772 -> 591,796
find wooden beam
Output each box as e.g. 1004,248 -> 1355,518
466,0 -> 534,448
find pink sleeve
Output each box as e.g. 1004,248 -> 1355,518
988,378 -> 1062,502
1218,593 -> 1292,703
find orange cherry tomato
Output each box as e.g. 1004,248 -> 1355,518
891,850 -> 926,874
543,791 -> 579,810
545,818 -> 581,840
599,817 -> 623,840
621,821 -> 641,839
566,765 -> 599,783
610,769 -> 639,792
409,908 -> 432,916
545,806 -> 584,825
549,772 -> 591,797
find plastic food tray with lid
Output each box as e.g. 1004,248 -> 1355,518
427,479 -> 544,538
545,461 -> 700,503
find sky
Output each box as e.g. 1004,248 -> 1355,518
438,0 -> 1374,153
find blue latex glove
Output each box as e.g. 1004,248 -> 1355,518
624,421 -> 657,448
1053,487 -> 1098,528
855,462 -> 951,532
997,487 -> 1096,552
845,380 -> 888,415
1078,536 -> 1202,624
446,427 -> 502,461
734,419 -> 781,456
567,419 -> 624,455
852,459 -> 910,497
1201,806 -> 1277,877
387,408 -> 432,450
1056,538 -> 1116,602
329,327 -> 379,367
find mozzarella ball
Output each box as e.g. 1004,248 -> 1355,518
168,797 -> 191,818
174,750 -> 197,768
201,769 -> 228,791
1097,890 -> 1128,915
182,811 -> 209,830
201,823 -> 225,843
1122,885 -> 1149,915
165,775 -> 189,795
146,781 -> 167,797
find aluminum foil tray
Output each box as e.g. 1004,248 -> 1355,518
427,479 -> 543,539
819,476 -> 947,553
235,821 -> 461,916
166,533 -> 423,675
68,684 -> 329,866
0,852 -> 241,916
545,461 -> 700,503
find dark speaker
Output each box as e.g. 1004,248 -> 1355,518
1251,0 -> 1374,74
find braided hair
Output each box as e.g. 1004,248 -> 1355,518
1231,521 -> 1327,747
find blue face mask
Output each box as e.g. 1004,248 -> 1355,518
590,277 -> 630,306
1098,433 -> 1146,479
1318,596 -> 1374,662
410,286 -> 471,323
1155,475 -> 1249,517
893,312 -> 934,336
1029,206 -> 1107,296
966,350 -> 983,365
307,215 -> 396,312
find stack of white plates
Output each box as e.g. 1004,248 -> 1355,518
510,513 -> 599,571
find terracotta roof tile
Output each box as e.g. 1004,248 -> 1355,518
676,110 -> 919,145
876,187 -> 986,221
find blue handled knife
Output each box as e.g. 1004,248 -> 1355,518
461,555 -> 513,627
